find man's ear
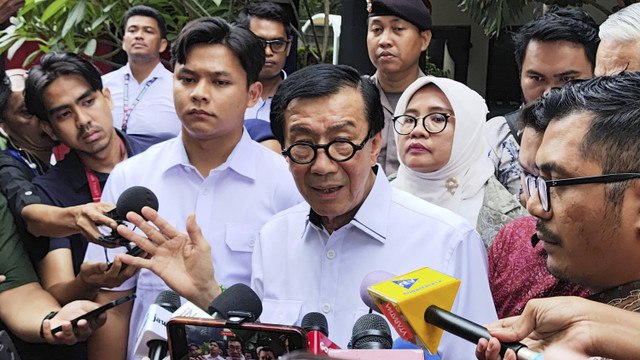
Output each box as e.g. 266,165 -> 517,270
420,30 -> 432,52
247,81 -> 263,108
160,39 -> 168,54
369,131 -> 383,166
102,87 -> 113,110
40,121 -> 58,141
628,181 -> 640,238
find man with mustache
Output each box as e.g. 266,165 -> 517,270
22,52 -> 163,308
0,68 -> 119,264
477,71 -> 640,360
101,5 -> 180,137
487,104 -> 590,319
365,0 -> 432,176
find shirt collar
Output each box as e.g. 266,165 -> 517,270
123,62 -> 168,81
160,130 -> 257,181
305,165 -> 389,243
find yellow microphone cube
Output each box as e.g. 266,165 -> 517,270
367,267 -> 460,354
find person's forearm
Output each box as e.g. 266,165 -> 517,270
46,276 -> 100,305
0,282 -> 61,343
192,283 -> 222,311
22,204 -> 80,237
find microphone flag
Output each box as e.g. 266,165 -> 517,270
367,267 -> 460,354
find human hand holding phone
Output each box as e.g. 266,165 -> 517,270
50,294 -> 136,335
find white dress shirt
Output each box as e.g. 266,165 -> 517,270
84,130 -> 302,360
102,62 -> 181,136
252,166 -> 496,360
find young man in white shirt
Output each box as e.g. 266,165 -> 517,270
102,5 -> 181,137
84,17 -> 301,360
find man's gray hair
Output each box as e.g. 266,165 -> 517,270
599,3 -> 640,43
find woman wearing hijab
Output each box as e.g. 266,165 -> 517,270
391,76 -> 526,248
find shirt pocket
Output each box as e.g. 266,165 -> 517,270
225,223 -> 262,253
261,299 -> 303,325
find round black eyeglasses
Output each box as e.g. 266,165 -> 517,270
282,135 -> 371,164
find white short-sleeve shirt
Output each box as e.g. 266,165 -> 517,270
252,167 -> 496,360
84,130 -> 302,359
102,62 -> 181,136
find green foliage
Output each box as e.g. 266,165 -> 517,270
424,55 -> 449,78
454,0 -> 614,38
454,0 -> 533,37
0,0 -> 230,67
0,0 -> 342,69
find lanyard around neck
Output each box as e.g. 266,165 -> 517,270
84,137 -> 126,203
122,73 -> 158,133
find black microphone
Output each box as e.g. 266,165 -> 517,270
424,306 -> 542,360
301,312 -> 329,336
99,186 -> 159,247
302,312 -> 342,354
348,313 -> 393,350
134,290 -> 181,360
207,283 -> 263,321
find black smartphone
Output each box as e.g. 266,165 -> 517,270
167,317 -> 307,360
106,246 -> 145,271
50,294 -> 136,334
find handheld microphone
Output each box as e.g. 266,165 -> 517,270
99,186 -> 159,247
134,290 -> 181,360
301,312 -> 340,354
347,313 -> 392,350
424,306 -> 542,360
367,267 -> 543,360
207,283 -> 263,321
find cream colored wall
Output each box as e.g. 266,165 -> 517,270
430,0 -> 617,96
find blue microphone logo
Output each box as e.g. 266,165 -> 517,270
393,278 -> 418,289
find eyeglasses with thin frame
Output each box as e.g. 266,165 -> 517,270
391,113 -> 452,135
282,134 -> 371,164
259,38 -> 291,53
523,173 -> 640,212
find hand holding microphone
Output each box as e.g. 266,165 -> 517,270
362,268 -> 543,360
97,186 -> 159,248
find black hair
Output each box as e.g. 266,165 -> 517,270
513,7 -> 599,74
535,72 -> 640,205
258,346 -> 275,355
236,2 -> 292,37
519,101 -> 545,132
227,337 -> 244,350
171,17 -> 265,87
0,70 -> 10,120
270,64 -> 384,145
24,52 -> 103,122
123,5 -> 167,39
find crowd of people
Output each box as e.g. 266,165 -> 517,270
1,0 -> 640,359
